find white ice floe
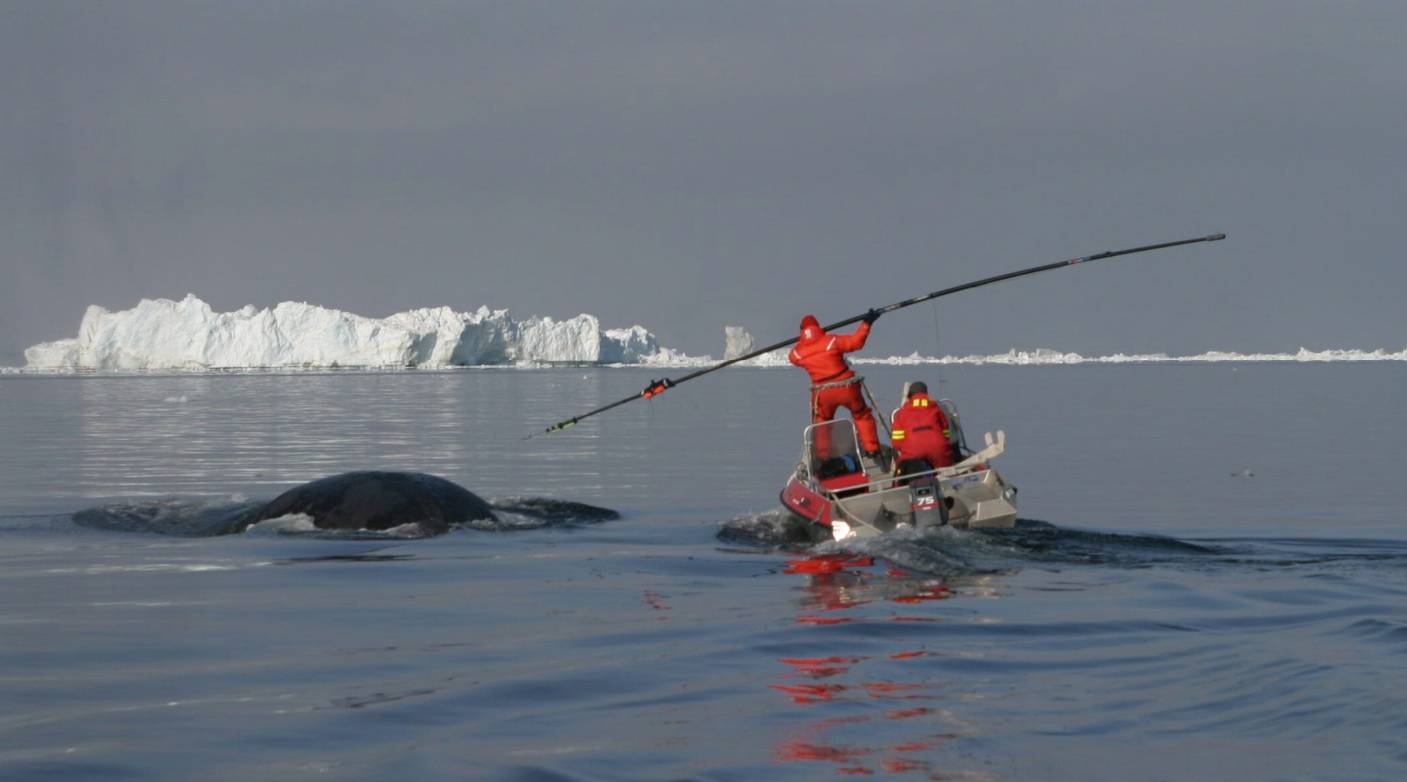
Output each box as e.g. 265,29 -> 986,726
13,295 -> 1407,372
545,345 -> 1407,370
22,295 -> 674,371
851,347 -> 1407,366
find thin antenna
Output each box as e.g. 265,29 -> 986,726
931,299 -> 943,393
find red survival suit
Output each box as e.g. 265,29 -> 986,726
788,315 -> 882,453
890,391 -> 955,469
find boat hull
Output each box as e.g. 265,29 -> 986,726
782,464 -> 1017,542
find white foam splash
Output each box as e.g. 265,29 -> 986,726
458,511 -> 550,530
241,513 -> 318,535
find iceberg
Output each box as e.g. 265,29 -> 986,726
22,295 -> 680,371
723,326 -> 755,360
15,296 -> 1407,373
719,326 -> 794,366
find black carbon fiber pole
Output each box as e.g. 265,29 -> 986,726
536,232 -> 1225,436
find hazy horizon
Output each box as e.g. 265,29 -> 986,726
14,287 -> 1407,370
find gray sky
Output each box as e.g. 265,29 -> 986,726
3,0 -> 1404,364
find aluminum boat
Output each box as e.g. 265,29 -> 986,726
780,394 -> 1017,542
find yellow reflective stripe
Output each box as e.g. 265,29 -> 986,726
890,429 -> 906,440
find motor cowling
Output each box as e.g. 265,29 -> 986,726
908,476 -> 948,532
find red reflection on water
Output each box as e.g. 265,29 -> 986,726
797,615 -> 854,626
640,589 -> 670,618
786,558 -> 848,575
892,740 -> 940,753
890,650 -> 932,660
789,555 -> 953,620
797,667 -> 848,678
892,585 -> 951,604
776,742 -> 871,763
770,555 -> 979,778
785,554 -> 875,575
769,683 -> 848,704
814,715 -> 874,730
780,656 -> 869,679
781,655 -> 868,667
791,557 -> 879,618
861,682 -> 932,699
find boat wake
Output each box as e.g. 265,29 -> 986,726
72,497 -> 261,538
718,512 -> 1407,580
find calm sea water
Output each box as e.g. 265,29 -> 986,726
1,364 -> 1405,781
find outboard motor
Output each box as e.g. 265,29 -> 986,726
908,476 -> 948,532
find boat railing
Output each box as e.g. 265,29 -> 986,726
822,461 -> 981,498
821,430 -> 1007,498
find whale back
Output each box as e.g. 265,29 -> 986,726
246,471 -> 495,533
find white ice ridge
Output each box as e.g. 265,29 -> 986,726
22,295 -> 687,371
14,297 -> 1407,372
850,347 -> 1407,365
576,345 -> 1407,369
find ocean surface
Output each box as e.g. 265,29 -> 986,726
1,364 -> 1404,781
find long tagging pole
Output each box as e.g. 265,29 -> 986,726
536,232 -> 1226,436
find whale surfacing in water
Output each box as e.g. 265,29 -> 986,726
243,471 -> 496,534
71,471 -> 619,537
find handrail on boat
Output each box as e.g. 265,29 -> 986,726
826,461 -> 984,498
819,430 -> 1007,498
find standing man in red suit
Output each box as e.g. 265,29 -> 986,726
788,311 -> 885,459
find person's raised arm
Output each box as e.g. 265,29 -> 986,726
837,310 -> 880,352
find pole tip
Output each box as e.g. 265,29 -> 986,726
1205,233 -> 1227,242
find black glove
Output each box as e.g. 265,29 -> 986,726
862,309 -> 882,325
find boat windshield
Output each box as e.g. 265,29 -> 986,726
804,419 -> 862,476
938,399 -> 969,456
